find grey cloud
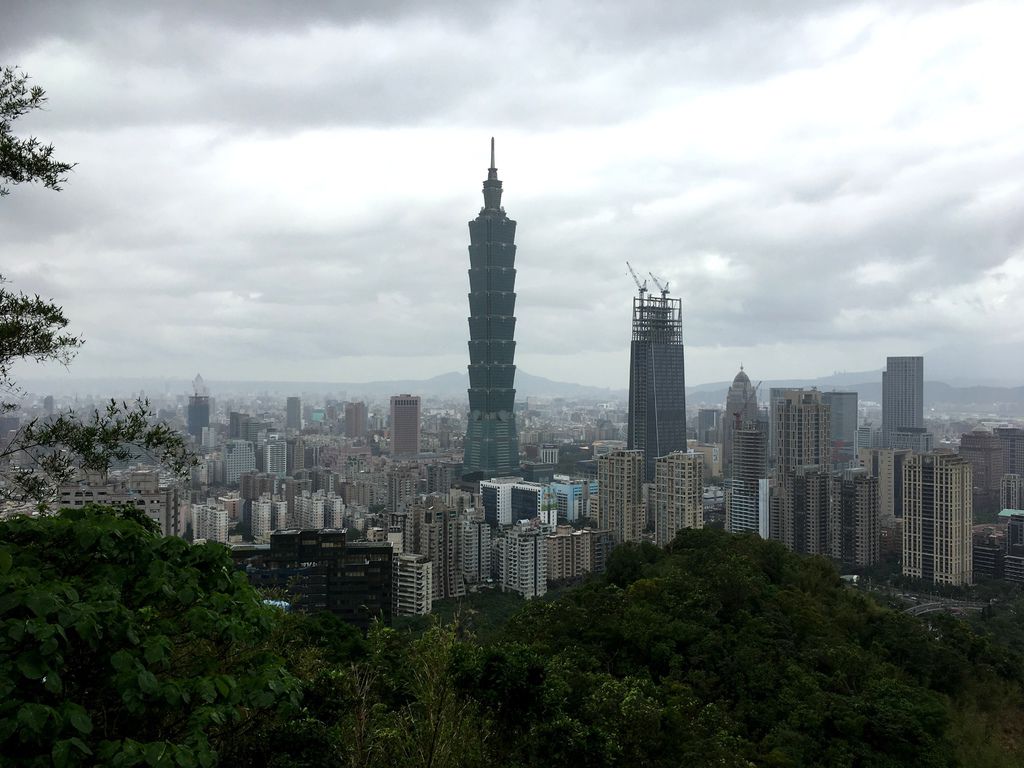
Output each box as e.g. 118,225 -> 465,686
2,0 -> 1020,387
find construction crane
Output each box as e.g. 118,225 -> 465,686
648,272 -> 670,298
626,261 -> 647,298
733,379 -> 763,429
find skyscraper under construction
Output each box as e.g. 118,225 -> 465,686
462,140 -> 520,481
626,268 -> 687,482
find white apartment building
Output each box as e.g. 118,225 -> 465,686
494,522 -> 548,599
192,503 -> 228,544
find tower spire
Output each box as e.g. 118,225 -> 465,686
482,136 -> 503,210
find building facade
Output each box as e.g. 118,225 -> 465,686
344,401 -> 368,438
902,453 -> 973,586
830,468 -> 880,567
653,451 -> 704,546
725,423 -> 768,535
241,529 -> 392,628
390,394 -> 421,457
462,140 -> 521,480
882,356 -> 924,449
286,396 -> 302,431
494,522 -> 547,599
959,429 -> 1004,516
857,447 -> 912,524
995,427 -> 1024,477
393,554 -> 432,616
769,389 -> 831,554
723,368 -> 759,476
187,395 -> 210,441
627,286 -> 687,482
597,449 -> 644,544
224,440 -> 256,485
1003,474 -> 1024,511
822,391 -> 858,468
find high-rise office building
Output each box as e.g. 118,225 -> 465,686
882,356 -> 924,449
653,451 -> 704,546
822,391 -> 857,468
830,468 -> 879,567
344,401 -> 368,438
389,394 -> 421,457
902,453 -> 973,586
477,476 -> 550,526
462,140 -> 520,480
770,389 -> 831,554
697,408 -> 722,445
995,427 -> 1024,477
286,396 -> 302,431
725,423 -> 768,535
188,374 -> 211,440
723,368 -> 759,475
627,282 -> 686,482
959,429 -> 1004,516
43,395 -> 54,416
187,395 -> 210,441
597,449 -> 644,544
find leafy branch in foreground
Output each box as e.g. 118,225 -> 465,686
0,66 -> 76,196
0,275 -> 83,413
1,399 -> 195,505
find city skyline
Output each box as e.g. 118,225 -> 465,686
3,2 -> 1024,391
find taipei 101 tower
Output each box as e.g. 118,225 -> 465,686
462,139 -> 520,481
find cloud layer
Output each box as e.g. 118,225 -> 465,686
3,0 -> 1023,389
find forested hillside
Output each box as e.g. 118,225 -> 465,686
2,507 -> 1022,767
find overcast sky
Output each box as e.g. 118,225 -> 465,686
3,0 -> 1023,390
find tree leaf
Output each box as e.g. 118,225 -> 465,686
17,652 -> 46,679
67,706 -> 92,734
138,669 -> 159,695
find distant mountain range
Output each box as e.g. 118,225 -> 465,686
16,370 -> 625,401
17,369 -> 1024,411
686,371 -> 1024,411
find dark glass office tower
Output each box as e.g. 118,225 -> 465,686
627,288 -> 687,482
462,139 -> 520,481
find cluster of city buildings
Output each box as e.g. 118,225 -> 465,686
4,143 -> 1023,628
712,358 -> 1024,588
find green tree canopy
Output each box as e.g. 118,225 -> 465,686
0,505 -> 300,766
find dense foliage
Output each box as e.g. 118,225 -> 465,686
0,506 -> 299,766
3,511 -> 1023,766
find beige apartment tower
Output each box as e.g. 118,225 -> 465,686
770,389 -> 831,554
857,447 -> 912,524
597,449 -> 645,544
654,451 -> 704,546
902,453 -> 973,586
